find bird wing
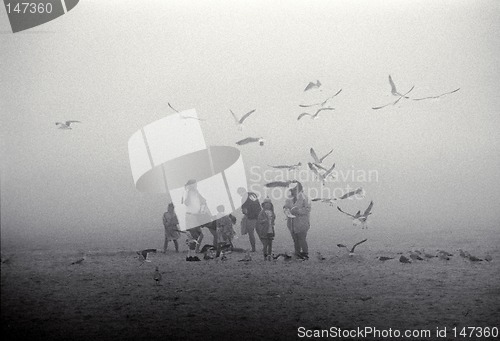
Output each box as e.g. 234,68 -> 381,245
265,181 -> 292,188
239,109 -> 256,124
230,110 -> 240,124
412,88 -> 460,101
388,75 -> 398,95
310,148 -> 320,164
337,206 -> 356,218
313,163 -> 328,171
297,112 -> 311,120
299,101 -> 322,108
304,81 -> 318,91
363,201 -> 374,217
372,85 -> 415,110
321,89 -> 343,105
350,239 -> 368,253
337,243 -> 346,248
339,190 -> 356,200
168,102 -> 179,112
308,163 -> 321,177
319,149 -> 333,163
324,163 -> 336,177
268,164 -> 292,169
65,120 -> 81,125
236,137 -> 258,145
314,107 -> 335,117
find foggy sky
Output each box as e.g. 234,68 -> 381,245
1,0 -> 499,249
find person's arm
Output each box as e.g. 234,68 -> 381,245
291,195 -> 311,216
163,213 -> 168,227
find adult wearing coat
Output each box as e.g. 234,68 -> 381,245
283,182 -> 311,260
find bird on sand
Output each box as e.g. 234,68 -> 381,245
420,250 -> 436,259
437,250 -> 453,257
372,75 -> 415,110
230,109 -> 257,130
299,89 -> 342,107
412,88 -> 460,101
273,253 -> 292,261
316,252 -> 326,261
55,120 -> 81,129
236,137 -> 264,146
239,250 -> 252,262
409,251 -> 424,261
436,251 -> 451,261
467,254 -> 483,262
337,239 -> 368,256
71,255 -> 86,265
268,162 -> 302,171
304,80 -> 321,91
399,255 -> 412,263
297,107 -> 335,121
136,249 -> 157,265
458,249 -> 470,258
153,266 -> 162,285
376,256 -> 394,261
484,254 -> 492,262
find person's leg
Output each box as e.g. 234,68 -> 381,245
173,240 -> 179,252
297,231 -> 308,258
261,239 -> 268,259
268,239 -> 273,259
164,234 -> 168,253
247,219 -> 257,252
291,232 -> 301,256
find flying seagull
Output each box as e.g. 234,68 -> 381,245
304,80 -> 321,91
337,201 -> 373,228
230,109 -> 257,130
55,121 -> 81,129
310,148 -> 333,165
236,137 -> 264,146
264,180 -> 298,188
308,162 -> 336,185
153,266 -> 162,285
372,75 -> 415,110
299,89 -> 342,107
167,102 -> 205,120
297,107 -> 335,121
267,162 -> 302,171
311,197 -> 337,206
337,239 -> 368,256
412,88 -> 460,101
338,187 -> 364,200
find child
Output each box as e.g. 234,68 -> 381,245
162,203 -> 181,253
215,205 -> 236,256
256,198 -> 276,261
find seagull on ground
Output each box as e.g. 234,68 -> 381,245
230,109 -> 257,130
376,256 -> 394,261
304,80 -> 321,91
238,250 -> 252,262
71,255 -> 86,265
236,137 -> 264,146
399,255 -> 412,263
412,88 -> 460,101
316,252 -> 326,261
136,249 -> 157,266
484,254 -> 492,262
337,239 -> 368,256
409,251 -> 424,261
55,121 -> 81,129
153,266 -> 162,285
297,107 -> 335,121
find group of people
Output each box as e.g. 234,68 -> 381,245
162,179 -> 311,261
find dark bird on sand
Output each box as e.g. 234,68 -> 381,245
377,256 -> 394,261
484,254 -> 492,262
236,137 -> 264,146
399,255 -> 412,263
71,255 -> 86,265
409,251 -> 424,261
153,266 -> 162,285
337,239 -> 368,256
274,253 -> 293,261
304,80 -> 321,91
467,255 -> 483,262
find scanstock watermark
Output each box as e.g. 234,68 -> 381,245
248,165 -> 379,200
3,0 -> 80,33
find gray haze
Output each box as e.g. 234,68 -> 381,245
1,0 -> 499,250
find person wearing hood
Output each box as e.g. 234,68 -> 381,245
256,198 -> 276,261
283,182 -> 311,260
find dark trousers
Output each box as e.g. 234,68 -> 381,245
291,231 -> 308,256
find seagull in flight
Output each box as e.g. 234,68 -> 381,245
230,109 -> 257,130
337,201 -> 373,228
412,88 -> 460,101
308,162 -> 336,185
167,103 -> 205,120
56,121 -> 81,129
265,180 -> 298,188
337,239 -> 368,256
267,162 -> 302,171
304,80 -> 321,91
311,197 -> 337,206
299,89 -> 342,107
338,188 -> 364,200
236,137 -> 264,146
297,107 -> 335,121
372,75 -> 415,110
310,148 -> 333,165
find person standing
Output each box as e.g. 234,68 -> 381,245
283,182 -> 311,260
237,187 -> 261,252
183,179 -> 210,253
256,198 -> 276,261
162,203 -> 181,253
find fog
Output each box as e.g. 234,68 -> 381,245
1,0 -> 499,251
